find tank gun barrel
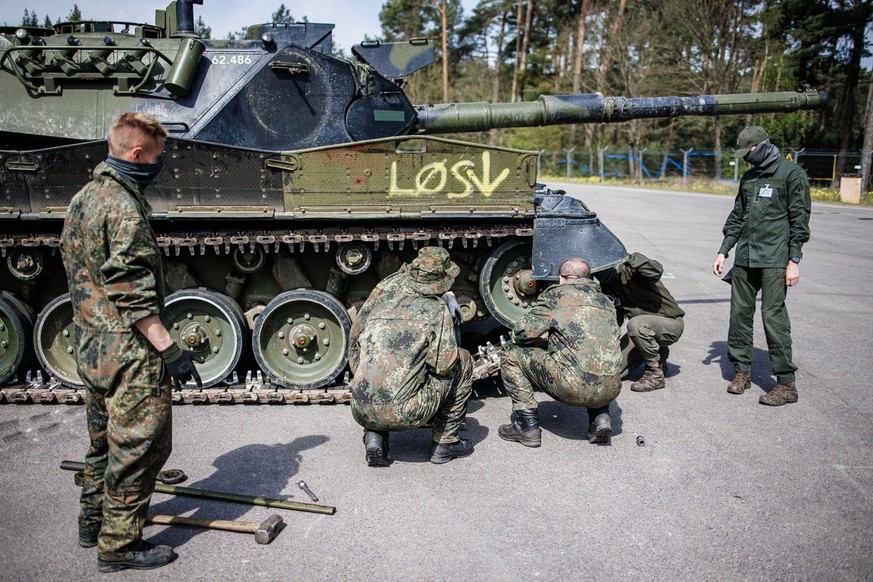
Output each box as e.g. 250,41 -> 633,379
413,89 -> 828,134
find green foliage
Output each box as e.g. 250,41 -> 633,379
66,4 -> 81,22
20,9 -> 38,27
195,15 -> 211,39
272,4 -> 294,24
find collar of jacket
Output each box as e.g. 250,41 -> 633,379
93,161 -> 154,216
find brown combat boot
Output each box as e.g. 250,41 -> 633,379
759,382 -> 798,406
727,371 -> 751,394
631,365 -> 665,392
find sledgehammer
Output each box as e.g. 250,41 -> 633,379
60,460 -> 337,515
146,514 -> 284,545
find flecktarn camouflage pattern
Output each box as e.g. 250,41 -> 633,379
500,278 -> 622,410
350,248 -> 471,444
60,162 -> 171,561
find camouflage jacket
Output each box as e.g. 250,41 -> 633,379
60,162 -> 165,332
351,279 -> 459,405
512,278 -> 621,378
348,265 -> 407,372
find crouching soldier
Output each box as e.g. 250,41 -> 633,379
498,259 -> 622,446
349,247 -> 473,466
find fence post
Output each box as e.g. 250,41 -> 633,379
598,146 -> 608,182
637,147 -> 647,186
862,150 -> 872,202
790,148 -> 805,165
565,147 -> 576,179
681,147 -> 694,189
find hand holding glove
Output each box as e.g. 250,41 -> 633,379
160,343 -> 204,389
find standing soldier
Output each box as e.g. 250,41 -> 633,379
597,252 -> 685,392
349,246 -> 473,466
61,112 -> 202,572
498,259 -> 622,447
713,126 -> 811,405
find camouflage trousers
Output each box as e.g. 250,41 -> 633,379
621,314 -> 684,374
351,349 -> 472,444
76,329 -> 172,561
500,344 -> 621,410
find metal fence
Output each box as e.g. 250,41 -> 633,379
539,147 -> 868,186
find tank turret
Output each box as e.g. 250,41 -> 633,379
0,2 -> 828,397
0,1 -> 826,150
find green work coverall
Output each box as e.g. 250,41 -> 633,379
718,154 -> 811,383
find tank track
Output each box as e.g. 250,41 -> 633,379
1,225 -> 523,405
0,373 -> 354,406
0,337 -> 505,406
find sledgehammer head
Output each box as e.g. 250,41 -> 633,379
255,514 -> 284,544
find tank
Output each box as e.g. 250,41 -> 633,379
0,1 -> 827,402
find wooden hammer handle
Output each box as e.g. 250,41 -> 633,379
147,514 -> 258,534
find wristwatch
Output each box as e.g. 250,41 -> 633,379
790,256 -> 801,263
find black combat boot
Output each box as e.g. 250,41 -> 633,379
587,406 -> 612,443
430,438 -> 474,464
363,430 -> 390,467
97,541 -> 177,573
78,520 -> 100,548
498,409 -> 541,447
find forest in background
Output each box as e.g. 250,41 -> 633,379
17,1 -> 873,191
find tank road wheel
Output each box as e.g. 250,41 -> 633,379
0,292 -> 35,384
479,240 -> 543,328
163,289 -> 248,388
34,294 -> 83,387
253,290 -> 351,389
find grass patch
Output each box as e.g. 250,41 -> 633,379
540,175 -> 869,205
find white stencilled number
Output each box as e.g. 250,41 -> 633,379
211,54 -> 253,65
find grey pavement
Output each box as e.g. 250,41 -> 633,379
1,184 -> 871,581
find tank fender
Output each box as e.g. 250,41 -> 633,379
531,193 -> 627,280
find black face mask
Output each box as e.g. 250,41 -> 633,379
743,138 -> 772,167
106,155 -> 164,191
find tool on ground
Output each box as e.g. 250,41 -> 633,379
297,480 -> 318,502
60,460 -> 336,515
60,460 -> 188,484
146,513 -> 283,544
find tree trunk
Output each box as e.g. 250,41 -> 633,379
490,9 -> 509,146
432,0 -> 449,102
569,0 -> 590,148
596,0 -> 626,92
861,68 -> 873,198
510,0 -> 524,102
514,0 -> 535,102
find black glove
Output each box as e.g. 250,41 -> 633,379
160,343 -> 204,389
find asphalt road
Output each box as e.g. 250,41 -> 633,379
1,184 -> 871,581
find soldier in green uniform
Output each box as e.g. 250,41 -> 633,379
60,112 -> 202,572
713,126 -> 811,406
498,259 -> 622,447
350,247 -> 473,466
597,252 -> 685,392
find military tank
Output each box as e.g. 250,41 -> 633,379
0,1 -> 827,402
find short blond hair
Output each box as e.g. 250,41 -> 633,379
107,112 -> 168,157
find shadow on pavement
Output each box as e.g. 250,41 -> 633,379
147,434 -> 329,547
